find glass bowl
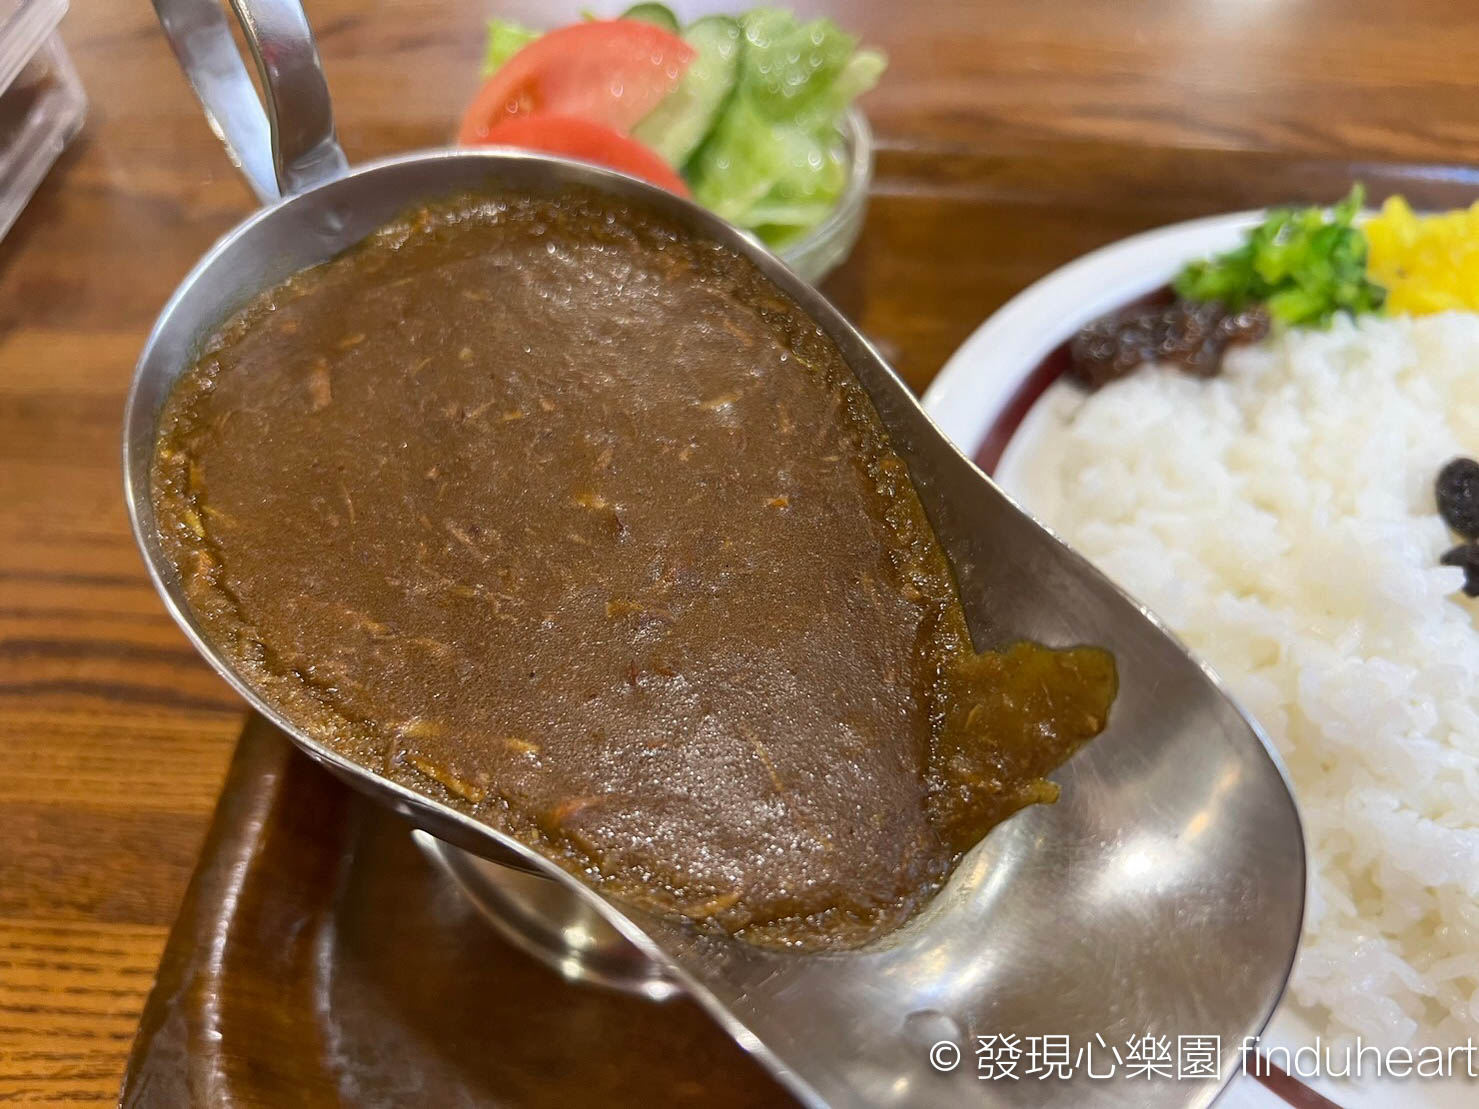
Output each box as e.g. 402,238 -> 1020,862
775,106 -> 872,284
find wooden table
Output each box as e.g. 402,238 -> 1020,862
4,0 -> 1478,1101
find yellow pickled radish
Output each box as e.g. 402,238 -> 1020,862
1365,194 -> 1479,314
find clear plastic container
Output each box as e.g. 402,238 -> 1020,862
0,0 -> 66,95
0,30 -> 84,241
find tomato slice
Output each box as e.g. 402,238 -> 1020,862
473,114 -> 690,196
458,21 -> 694,144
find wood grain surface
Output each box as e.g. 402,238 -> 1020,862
118,716 -> 793,1108
4,0 -> 1479,1101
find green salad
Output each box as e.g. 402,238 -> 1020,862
473,5 -> 885,247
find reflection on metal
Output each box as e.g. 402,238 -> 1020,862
414,831 -> 681,1002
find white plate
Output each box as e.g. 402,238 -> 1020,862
920,212 -> 1472,1109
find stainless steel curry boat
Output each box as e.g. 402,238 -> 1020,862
125,2 -> 1306,1105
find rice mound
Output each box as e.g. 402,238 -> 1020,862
1016,312 -> 1479,1048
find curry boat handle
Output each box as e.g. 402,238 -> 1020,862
152,0 -> 348,202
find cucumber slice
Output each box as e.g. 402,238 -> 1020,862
632,15 -> 741,167
620,4 -> 679,32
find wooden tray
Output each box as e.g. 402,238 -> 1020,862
118,715 -> 789,1107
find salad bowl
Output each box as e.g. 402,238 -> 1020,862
461,6 -> 878,286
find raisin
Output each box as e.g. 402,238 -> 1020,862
1435,457 -> 1479,539
1440,543 -> 1479,598
1068,300 -> 1271,390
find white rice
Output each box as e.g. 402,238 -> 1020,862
1013,312 -> 1479,1048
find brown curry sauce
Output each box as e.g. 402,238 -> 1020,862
152,189 -> 1115,949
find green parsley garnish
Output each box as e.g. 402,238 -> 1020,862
1174,185 -> 1386,327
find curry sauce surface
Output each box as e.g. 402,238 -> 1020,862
153,191 -> 1114,947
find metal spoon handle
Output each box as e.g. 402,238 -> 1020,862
152,0 -> 348,202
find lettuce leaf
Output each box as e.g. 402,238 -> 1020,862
482,19 -> 540,76
686,10 -> 883,241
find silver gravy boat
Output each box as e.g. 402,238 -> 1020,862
125,1 -> 1305,1105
